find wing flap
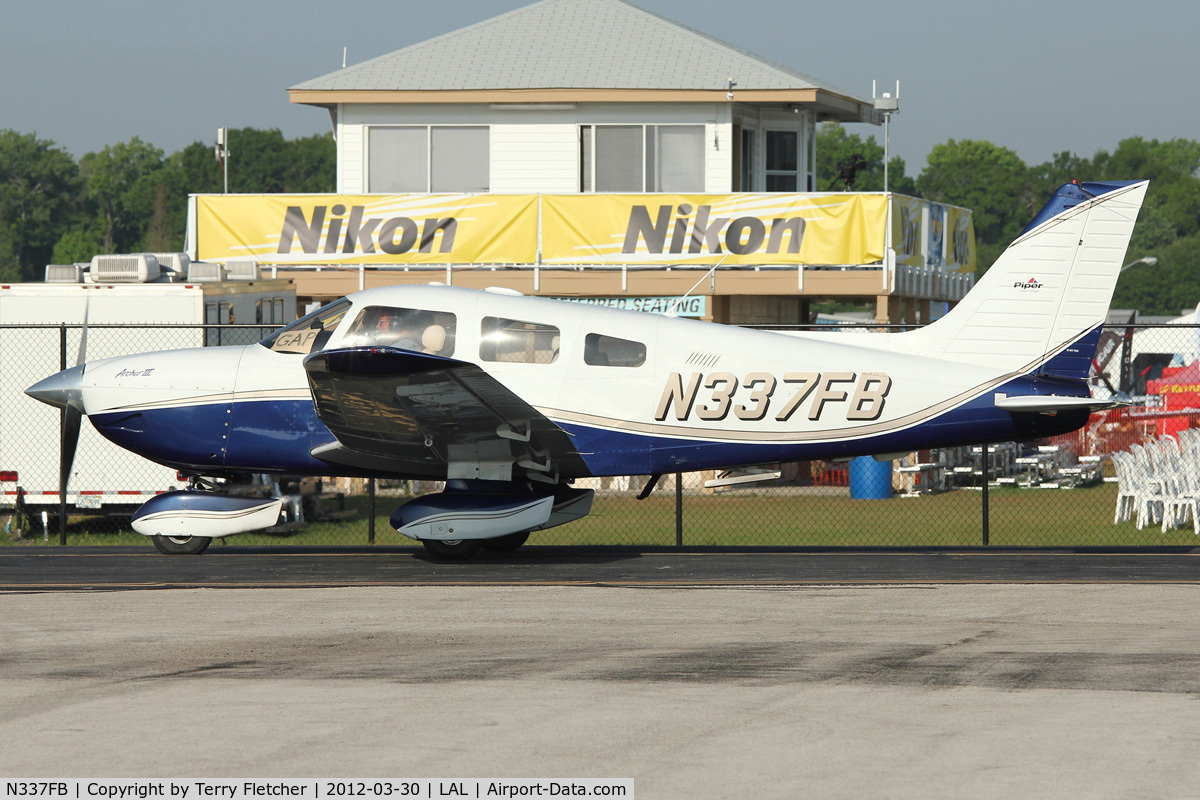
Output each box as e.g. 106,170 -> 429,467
303,347 -> 586,479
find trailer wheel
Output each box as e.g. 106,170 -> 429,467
151,534 -> 212,555
481,531 -> 529,552
420,538 -> 482,561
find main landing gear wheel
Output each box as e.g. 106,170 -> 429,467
151,534 -> 212,555
421,538 -> 483,561
481,531 -> 530,552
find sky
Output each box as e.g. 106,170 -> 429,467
3,0 -> 1197,174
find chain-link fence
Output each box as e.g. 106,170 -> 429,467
3,322 -> 1199,548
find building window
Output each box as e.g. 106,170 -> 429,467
368,126 -> 489,193
765,130 -> 798,192
580,125 -> 704,192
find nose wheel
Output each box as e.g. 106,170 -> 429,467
151,534 -> 212,555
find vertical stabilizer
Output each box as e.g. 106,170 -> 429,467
899,180 -> 1148,375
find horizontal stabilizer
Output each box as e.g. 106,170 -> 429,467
994,394 -> 1127,415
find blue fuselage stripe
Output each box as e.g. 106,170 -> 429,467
89,372 -> 1089,477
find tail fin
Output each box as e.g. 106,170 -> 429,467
901,180 -> 1148,376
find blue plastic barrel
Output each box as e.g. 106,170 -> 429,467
849,456 -> 892,499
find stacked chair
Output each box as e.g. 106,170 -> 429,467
1112,431 -> 1200,533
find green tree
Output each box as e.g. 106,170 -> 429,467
283,132 -> 337,193
916,139 -> 1031,271
816,123 -> 915,194
50,223 -> 105,265
1093,137 -> 1200,314
216,128 -> 335,194
0,130 -> 83,280
79,137 -> 167,252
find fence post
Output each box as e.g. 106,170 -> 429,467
675,472 -> 683,547
368,478 -> 376,545
981,444 -> 990,546
59,324 -> 67,546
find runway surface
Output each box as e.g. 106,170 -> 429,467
3,545 -> 1200,589
5,549 -> 1200,797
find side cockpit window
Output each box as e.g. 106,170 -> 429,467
584,333 -> 646,367
480,317 -> 559,364
341,306 -> 457,357
260,299 -> 351,355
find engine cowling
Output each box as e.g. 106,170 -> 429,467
132,490 -> 283,539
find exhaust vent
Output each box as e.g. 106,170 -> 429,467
187,262 -> 227,283
91,253 -> 160,283
45,264 -> 84,283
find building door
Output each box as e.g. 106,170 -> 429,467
765,130 -> 798,191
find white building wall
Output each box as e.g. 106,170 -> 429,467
339,102 -> 735,194
491,125 -> 579,193
337,106 -> 362,194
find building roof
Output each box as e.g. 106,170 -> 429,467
289,0 -> 876,121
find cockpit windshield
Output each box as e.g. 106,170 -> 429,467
259,299 -> 351,355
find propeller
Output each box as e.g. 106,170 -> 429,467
58,294 -> 89,506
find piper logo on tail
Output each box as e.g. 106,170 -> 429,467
1014,277 -> 1043,290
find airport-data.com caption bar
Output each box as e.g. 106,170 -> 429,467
1,782 -> 633,800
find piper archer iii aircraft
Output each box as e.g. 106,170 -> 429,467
27,180 -> 1148,559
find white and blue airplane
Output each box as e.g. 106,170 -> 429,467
27,180 -> 1148,558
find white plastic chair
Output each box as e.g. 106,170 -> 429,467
1111,451 -> 1137,524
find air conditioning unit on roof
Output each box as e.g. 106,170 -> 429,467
225,260 -> 259,280
153,252 -> 191,276
45,264 -> 84,283
187,262 -> 227,283
91,253 -> 160,283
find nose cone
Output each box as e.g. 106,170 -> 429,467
26,365 -> 86,412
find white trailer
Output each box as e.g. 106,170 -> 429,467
0,262 -> 296,526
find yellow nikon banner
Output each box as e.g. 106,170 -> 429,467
891,194 -> 924,268
945,205 -> 977,273
541,194 -> 887,265
195,194 -> 538,264
891,195 -> 977,272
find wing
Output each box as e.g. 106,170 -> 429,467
303,346 -> 588,482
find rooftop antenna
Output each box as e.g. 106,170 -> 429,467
872,80 -> 900,192
215,127 -> 229,194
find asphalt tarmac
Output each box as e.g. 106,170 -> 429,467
4,545 -> 1200,588
3,548 -> 1200,798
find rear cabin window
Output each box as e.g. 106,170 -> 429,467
584,333 -> 646,367
480,317 -> 560,364
341,306 -> 457,356
260,299 -> 351,355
